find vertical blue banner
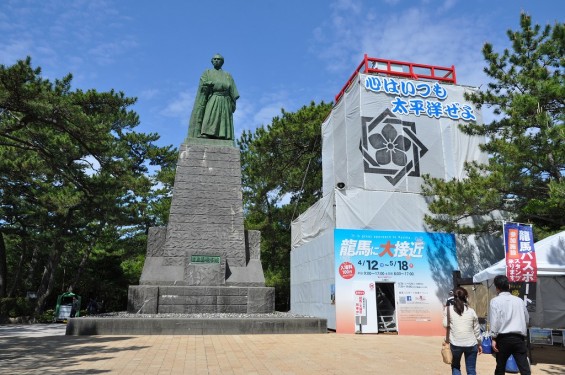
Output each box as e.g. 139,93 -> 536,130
503,222 -> 537,282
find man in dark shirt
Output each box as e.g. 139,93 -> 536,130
70,297 -> 79,318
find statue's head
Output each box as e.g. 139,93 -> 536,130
211,54 -> 224,69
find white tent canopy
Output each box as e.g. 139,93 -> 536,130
473,231 -> 565,328
473,231 -> 565,282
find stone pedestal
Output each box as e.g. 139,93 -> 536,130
128,141 -> 274,314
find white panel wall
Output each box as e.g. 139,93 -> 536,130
290,230 -> 336,330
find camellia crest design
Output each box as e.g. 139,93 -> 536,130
359,108 -> 428,186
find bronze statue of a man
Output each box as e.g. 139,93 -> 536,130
188,54 -> 239,140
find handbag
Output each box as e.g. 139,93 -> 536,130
481,335 -> 493,354
506,355 -> 519,373
442,341 -> 452,364
441,306 -> 453,364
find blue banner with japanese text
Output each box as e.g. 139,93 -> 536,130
334,228 -> 458,335
504,223 -> 537,282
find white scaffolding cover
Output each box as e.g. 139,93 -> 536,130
322,74 -> 486,196
291,72 -> 491,328
291,191 -> 335,249
291,188 -> 432,249
296,73 -> 488,246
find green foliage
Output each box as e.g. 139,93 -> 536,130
264,269 -> 290,311
0,297 -> 33,318
0,57 -> 176,313
121,254 -> 146,285
238,101 -> 332,311
423,14 -> 565,239
36,309 -> 55,323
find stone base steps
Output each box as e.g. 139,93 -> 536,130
65,317 -> 327,335
128,285 -> 275,314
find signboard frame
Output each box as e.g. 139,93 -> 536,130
529,328 -> 554,345
334,228 -> 458,335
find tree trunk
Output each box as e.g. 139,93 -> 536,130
0,232 -> 7,298
7,250 -> 25,298
68,245 -> 92,293
8,236 -> 33,298
28,246 -> 39,290
34,241 -> 63,314
68,223 -> 103,292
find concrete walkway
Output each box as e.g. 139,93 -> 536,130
1,324 -> 564,374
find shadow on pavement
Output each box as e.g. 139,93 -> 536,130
530,345 -> 565,367
0,335 -> 147,374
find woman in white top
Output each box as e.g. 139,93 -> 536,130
443,287 -> 483,375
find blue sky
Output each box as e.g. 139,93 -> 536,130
0,0 -> 562,149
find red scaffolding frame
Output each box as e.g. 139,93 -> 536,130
335,54 -> 457,103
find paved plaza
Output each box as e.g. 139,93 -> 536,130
0,324 -> 564,374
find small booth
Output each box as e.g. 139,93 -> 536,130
473,230 -> 565,328
54,292 -> 81,322
473,231 -> 565,362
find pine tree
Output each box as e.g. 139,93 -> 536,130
422,14 -> 565,238
0,58 -> 176,312
238,101 -> 332,310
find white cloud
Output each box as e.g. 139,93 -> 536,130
0,40 -> 32,65
439,0 -> 458,12
139,89 -> 160,100
330,0 -> 362,13
233,98 -> 254,138
88,39 -> 138,66
233,98 -> 281,138
160,90 -> 194,119
253,104 -> 284,128
313,1 -> 496,88
153,87 -> 291,140
253,92 -> 290,127
0,0 -> 136,75
232,89 -> 296,139
363,8 -> 490,87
